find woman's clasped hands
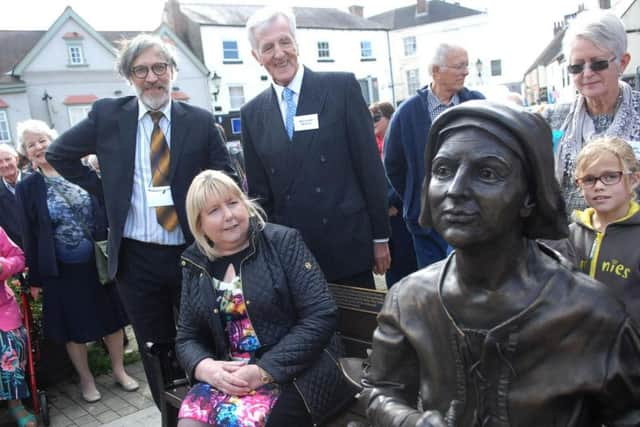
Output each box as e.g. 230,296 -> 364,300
194,358 -> 264,395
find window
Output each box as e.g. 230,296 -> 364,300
490,59 -> 502,76
67,45 -> 85,65
231,117 -> 242,135
360,41 -> 373,59
68,105 -> 92,126
358,77 -> 379,105
317,41 -> 331,59
403,36 -> 416,56
0,111 -> 10,143
222,41 -> 240,62
228,86 -> 245,110
406,69 -> 420,95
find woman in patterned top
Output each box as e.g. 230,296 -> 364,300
176,170 -> 355,427
15,120 -> 137,403
543,10 -> 640,215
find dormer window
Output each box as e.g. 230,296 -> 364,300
63,32 -> 87,67
68,45 -> 85,65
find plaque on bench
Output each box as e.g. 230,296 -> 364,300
328,284 -> 387,358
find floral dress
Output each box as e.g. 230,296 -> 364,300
179,274 -> 280,426
0,325 -> 29,400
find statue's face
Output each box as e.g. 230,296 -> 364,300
428,128 -> 529,249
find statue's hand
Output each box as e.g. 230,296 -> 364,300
416,411 -> 447,427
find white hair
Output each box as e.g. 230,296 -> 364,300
246,6 -> 297,51
0,143 -> 18,157
16,119 -> 58,155
428,43 -> 466,76
562,10 -> 627,65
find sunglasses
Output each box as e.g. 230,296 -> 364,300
130,62 -> 171,79
567,57 -> 616,74
372,114 -> 383,123
575,170 -> 629,188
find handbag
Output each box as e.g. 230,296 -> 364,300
45,175 -> 111,285
93,240 -> 110,285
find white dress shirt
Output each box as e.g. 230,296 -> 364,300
122,99 -> 185,245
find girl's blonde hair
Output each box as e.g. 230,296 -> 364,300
185,170 -> 265,260
575,136 -> 640,198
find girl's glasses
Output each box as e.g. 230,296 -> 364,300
575,171 -> 628,187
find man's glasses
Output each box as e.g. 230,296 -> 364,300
130,62 -> 170,79
575,171 -> 628,187
567,57 -> 616,74
372,114 -> 383,123
444,63 -> 469,71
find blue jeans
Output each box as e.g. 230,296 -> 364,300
406,222 -> 449,269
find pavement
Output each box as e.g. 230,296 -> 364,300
0,359 -> 160,427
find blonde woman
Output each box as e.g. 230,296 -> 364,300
176,170 -> 355,426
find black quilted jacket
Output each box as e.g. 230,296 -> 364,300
176,222 -> 356,425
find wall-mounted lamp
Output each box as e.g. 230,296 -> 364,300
475,59 -> 483,79
211,72 -> 222,101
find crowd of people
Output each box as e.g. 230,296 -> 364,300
0,5 -> 638,427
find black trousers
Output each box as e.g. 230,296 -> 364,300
266,383 -> 312,426
116,238 -> 186,407
332,270 -> 375,289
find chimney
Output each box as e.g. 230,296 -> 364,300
164,0 -> 184,36
416,0 -> 429,15
599,0 -> 611,8
349,5 -> 364,17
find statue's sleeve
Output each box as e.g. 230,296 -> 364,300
600,318 -> 640,426
363,288 -> 423,427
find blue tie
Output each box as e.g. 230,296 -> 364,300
283,87 -> 296,140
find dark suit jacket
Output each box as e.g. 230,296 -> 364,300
46,96 -> 236,280
0,175 -> 26,247
15,172 -> 107,286
240,68 -> 389,281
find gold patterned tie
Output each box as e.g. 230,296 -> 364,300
149,111 -> 178,231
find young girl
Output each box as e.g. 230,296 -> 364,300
0,226 -> 37,427
570,136 -> 640,324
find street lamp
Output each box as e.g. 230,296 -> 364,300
211,72 -> 222,102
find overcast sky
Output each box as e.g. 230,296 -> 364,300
1,0 -> 596,31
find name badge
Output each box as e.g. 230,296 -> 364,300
147,186 -> 174,207
294,114 -> 319,132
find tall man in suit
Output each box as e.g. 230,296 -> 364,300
0,144 -> 27,246
241,7 -> 390,288
46,34 -> 236,405
384,43 -> 484,269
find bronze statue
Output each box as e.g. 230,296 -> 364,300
363,100 -> 640,426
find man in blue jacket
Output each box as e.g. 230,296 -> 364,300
384,43 -> 484,268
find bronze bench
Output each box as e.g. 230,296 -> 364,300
146,283 -> 386,427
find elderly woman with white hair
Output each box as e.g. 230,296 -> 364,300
14,119 -> 137,403
545,10 -> 640,214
